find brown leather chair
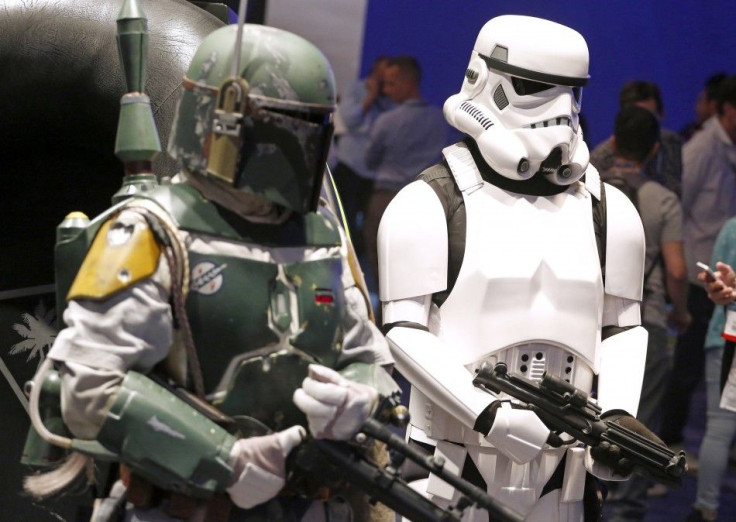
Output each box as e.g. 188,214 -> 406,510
0,1 -> 223,519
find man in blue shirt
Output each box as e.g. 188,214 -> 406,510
332,56 -> 392,258
362,56 -> 447,299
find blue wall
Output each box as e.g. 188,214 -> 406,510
362,1 -> 736,147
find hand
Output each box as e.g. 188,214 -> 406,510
587,410 -> 663,478
699,261 -> 736,305
667,308 -> 691,334
474,401 -> 551,464
365,75 -> 381,99
227,426 -> 305,509
293,364 -> 378,440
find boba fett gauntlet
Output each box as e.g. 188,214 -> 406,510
59,369 -> 304,508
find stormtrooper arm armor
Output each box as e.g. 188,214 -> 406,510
596,183 -> 648,418
379,181 -> 550,463
379,181 -> 489,427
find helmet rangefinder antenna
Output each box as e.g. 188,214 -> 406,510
113,0 -> 161,203
232,0 -> 249,79
206,0 -> 250,184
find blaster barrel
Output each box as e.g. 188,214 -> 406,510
541,371 -> 596,410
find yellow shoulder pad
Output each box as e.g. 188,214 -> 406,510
67,215 -> 162,301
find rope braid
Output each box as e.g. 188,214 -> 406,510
125,199 -> 205,398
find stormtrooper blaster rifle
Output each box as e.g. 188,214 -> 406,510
289,405 -> 524,522
472,362 -> 687,487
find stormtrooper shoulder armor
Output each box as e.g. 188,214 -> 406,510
378,180 -> 448,301
603,182 -> 645,300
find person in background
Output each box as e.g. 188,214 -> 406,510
681,72 -> 729,142
685,221 -> 736,522
331,56 -> 393,259
590,80 -> 683,196
362,55 -> 447,301
657,75 -> 736,470
600,105 -> 690,522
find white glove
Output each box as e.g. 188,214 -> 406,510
226,425 -> 305,509
293,364 -> 378,440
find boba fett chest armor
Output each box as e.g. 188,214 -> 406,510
163,184 -> 346,432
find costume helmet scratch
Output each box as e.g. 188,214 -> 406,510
168,23 -> 336,213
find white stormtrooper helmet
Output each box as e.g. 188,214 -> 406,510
444,15 -> 590,185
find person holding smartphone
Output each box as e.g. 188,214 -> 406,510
689,223 -> 736,522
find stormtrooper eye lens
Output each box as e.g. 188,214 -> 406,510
512,77 -> 554,96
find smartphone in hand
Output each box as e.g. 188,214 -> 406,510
696,261 -> 717,282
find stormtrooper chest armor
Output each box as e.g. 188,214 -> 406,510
438,145 -> 603,387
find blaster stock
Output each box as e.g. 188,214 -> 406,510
472,362 -> 687,487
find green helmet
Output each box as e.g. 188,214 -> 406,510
168,24 -> 336,214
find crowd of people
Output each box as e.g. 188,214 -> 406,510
583,74 -> 736,522
331,54 -> 448,309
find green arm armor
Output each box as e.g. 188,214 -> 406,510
78,371 -> 236,499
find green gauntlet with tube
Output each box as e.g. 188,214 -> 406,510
31,367 -> 237,499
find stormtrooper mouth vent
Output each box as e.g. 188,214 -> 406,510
460,101 -> 494,130
528,116 -> 573,129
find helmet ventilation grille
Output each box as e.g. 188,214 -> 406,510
529,116 -> 572,129
459,101 -> 493,130
493,85 -> 509,110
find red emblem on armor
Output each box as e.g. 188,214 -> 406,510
315,289 -> 334,305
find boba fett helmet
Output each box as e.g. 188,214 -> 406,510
168,24 -> 336,214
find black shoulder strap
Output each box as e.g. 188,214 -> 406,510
417,160 -> 466,306
596,179 -> 659,292
592,180 -> 607,285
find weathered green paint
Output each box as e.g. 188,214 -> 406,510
112,173 -> 159,204
115,0 -> 161,165
144,184 -> 345,394
270,278 -> 293,332
114,94 -> 161,163
95,371 -> 236,498
217,350 -> 314,432
167,24 -> 336,214
185,250 -> 280,391
286,258 -> 344,365
116,0 -> 148,93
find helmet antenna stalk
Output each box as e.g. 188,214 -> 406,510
112,0 -> 161,202
232,0 -> 249,78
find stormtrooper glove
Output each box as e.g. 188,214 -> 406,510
585,409 -> 663,480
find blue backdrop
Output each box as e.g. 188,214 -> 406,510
361,1 -> 736,147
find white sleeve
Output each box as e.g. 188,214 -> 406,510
48,263 -> 173,438
333,218 -> 393,367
